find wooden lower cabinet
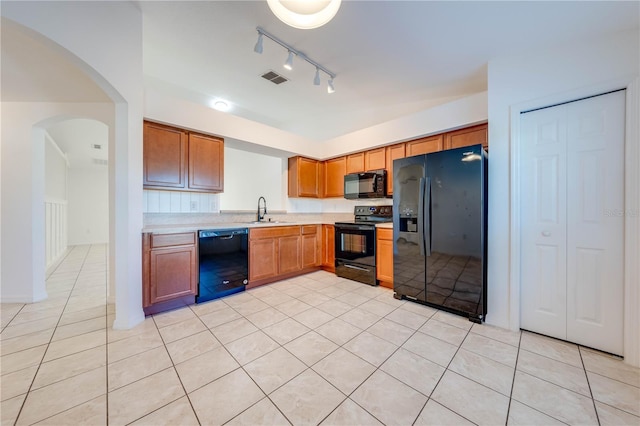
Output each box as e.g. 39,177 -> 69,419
376,228 -> 393,289
143,232 -> 197,315
321,225 -> 335,273
248,225 -> 321,288
301,225 -> 321,269
279,235 -> 301,274
249,238 -> 278,281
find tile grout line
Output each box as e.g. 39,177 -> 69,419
504,329 -> 523,425
12,245 -> 92,425
579,345 -> 602,426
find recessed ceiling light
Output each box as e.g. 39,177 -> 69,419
211,99 -> 231,112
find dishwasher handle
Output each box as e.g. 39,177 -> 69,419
199,228 -> 248,239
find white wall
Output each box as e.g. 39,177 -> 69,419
1,2 -> 144,328
67,168 -> 108,245
219,147 -> 285,211
486,29 -> 640,330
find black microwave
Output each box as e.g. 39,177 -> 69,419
344,170 -> 387,199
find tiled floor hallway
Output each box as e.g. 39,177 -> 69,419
1,244 -> 639,425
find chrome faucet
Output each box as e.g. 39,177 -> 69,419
257,196 -> 267,222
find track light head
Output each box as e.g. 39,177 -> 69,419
284,51 -> 294,70
313,68 -> 321,86
254,33 -> 263,54
327,78 -> 335,94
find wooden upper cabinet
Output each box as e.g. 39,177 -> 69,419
346,152 -> 365,174
143,121 -> 188,189
188,133 -> 224,192
289,156 -> 321,198
143,121 -> 224,193
364,148 -> 386,171
324,156 -> 346,198
385,143 -> 405,196
406,134 -> 443,156
444,123 -> 488,150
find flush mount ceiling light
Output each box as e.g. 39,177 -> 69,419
267,0 -> 342,29
253,27 -> 336,94
211,99 -> 231,112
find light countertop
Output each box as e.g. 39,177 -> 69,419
142,220 -> 334,234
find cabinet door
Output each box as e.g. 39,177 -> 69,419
278,235 -> 301,274
322,225 -> 335,271
406,135 -> 443,156
249,238 -> 278,281
385,143 -> 405,196
444,124 -> 487,150
346,152 -> 365,174
324,157 -> 346,197
376,229 -> 393,288
289,157 -> 320,198
188,133 -> 224,192
143,121 -> 188,189
149,246 -> 197,304
301,226 -> 320,269
364,148 -> 386,171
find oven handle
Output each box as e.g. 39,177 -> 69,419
418,177 -> 426,256
344,264 -> 372,272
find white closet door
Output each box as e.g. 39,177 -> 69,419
520,91 -> 625,355
566,91 -> 625,355
520,105 -> 568,340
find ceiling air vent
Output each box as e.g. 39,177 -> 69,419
261,70 -> 288,85
92,158 -> 108,166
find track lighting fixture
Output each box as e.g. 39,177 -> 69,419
284,51 -> 294,70
254,33 -> 263,54
253,27 -> 336,94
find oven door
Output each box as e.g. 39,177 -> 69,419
334,224 -> 375,266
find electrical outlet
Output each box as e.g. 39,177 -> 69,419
190,200 -> 199,212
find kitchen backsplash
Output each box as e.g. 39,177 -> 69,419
143,190 -> 392,215
143,190 -> 220,213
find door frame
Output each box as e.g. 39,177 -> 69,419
509,76 -> 640,366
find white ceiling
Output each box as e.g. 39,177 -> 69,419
141,1 -> 639,141
1,1 -> 638,167
47,119 -> 109,170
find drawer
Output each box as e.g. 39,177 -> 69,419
301,225 -> 319,235
151,232 -> 196,248
250,226 -> 300,240
377,228 -> 393,240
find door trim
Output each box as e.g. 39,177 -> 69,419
509,76 -> 640,366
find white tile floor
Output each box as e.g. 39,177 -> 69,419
1,244 -> 639,425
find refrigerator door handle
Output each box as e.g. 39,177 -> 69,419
418,177 -> 426,256
425,177 -> 432,256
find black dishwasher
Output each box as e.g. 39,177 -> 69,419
197,228 -> 248,303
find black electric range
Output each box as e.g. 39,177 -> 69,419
334,205 -> 392,285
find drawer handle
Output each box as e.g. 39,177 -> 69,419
345,264 -> 371,272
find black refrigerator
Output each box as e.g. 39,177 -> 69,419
392,144 -> 487,322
